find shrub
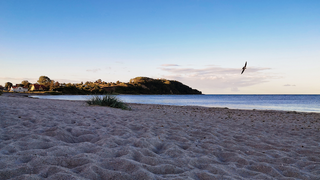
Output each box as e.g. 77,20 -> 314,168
0,91 -> 3,96
86,95 -> 131,110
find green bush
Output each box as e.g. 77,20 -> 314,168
86,95 -> 131,110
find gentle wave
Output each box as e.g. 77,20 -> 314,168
29,94 -> 320,113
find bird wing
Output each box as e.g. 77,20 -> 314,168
241,61 -> 247,74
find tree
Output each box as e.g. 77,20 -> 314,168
5,82 -> 13,89
21,80 -> 30,87
37,76 -> 51,85
96,79 -> 102,83
54,82 -> 60,87
49,81 -> 55,91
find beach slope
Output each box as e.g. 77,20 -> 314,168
0,95 -> 319,179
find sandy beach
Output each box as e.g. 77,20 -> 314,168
0,94 -> 319,180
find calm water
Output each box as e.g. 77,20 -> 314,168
29,94 -> 320,113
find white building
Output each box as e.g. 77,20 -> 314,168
10,86 -> 28,92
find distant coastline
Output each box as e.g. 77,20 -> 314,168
1,76 -> 202,95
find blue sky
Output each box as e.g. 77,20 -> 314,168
1,0 -> 319,94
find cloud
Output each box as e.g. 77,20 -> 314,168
160,66 -> 270,75
161,64 -> 179,67
0,77 -> 38,83
159,65 -> 277,93
0,76 -> 84,85
284,84 -> 296,87
231,87 -> 239,92
86,68 -> 101,73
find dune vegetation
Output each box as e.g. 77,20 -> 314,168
86,95 -> 131,110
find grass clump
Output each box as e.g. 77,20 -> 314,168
86,95 -> 131,110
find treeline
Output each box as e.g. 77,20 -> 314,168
116,77 -> 202,94
3,76 -> 202,95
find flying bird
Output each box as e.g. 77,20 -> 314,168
241,61 -> 247,74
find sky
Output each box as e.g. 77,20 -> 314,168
1,0 -> 319,94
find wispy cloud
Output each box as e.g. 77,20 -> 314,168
284,84 -> 296,87
0,77 -> 37,83
160,66 -> 270,75
159,65 -> 277,93
161,64 -> 179,67
86,68 -> 101,73
0,76 -> 83,84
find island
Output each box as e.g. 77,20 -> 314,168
2,76 -> 202,95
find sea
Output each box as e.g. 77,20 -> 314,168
29,94 -> 320,113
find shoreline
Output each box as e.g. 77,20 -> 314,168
4,91 -> 319,114
1,95 -> 320,179
22,92 -> 320,114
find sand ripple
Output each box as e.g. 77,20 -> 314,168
1,96 -> 320,179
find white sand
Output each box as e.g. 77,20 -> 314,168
0,95 -> 320,180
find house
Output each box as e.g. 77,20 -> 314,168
10,86 -> 28,92
30,84 -> 47,91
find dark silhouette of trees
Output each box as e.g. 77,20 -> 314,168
5,82 -> 13,90
21,80 -> 31,88
37,76 -> 51,85
2,76 -> 201,95
96,79 -> 102,83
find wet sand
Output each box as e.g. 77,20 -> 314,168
0,95 -> 320,179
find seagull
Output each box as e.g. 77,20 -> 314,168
241,61 -> 247,74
